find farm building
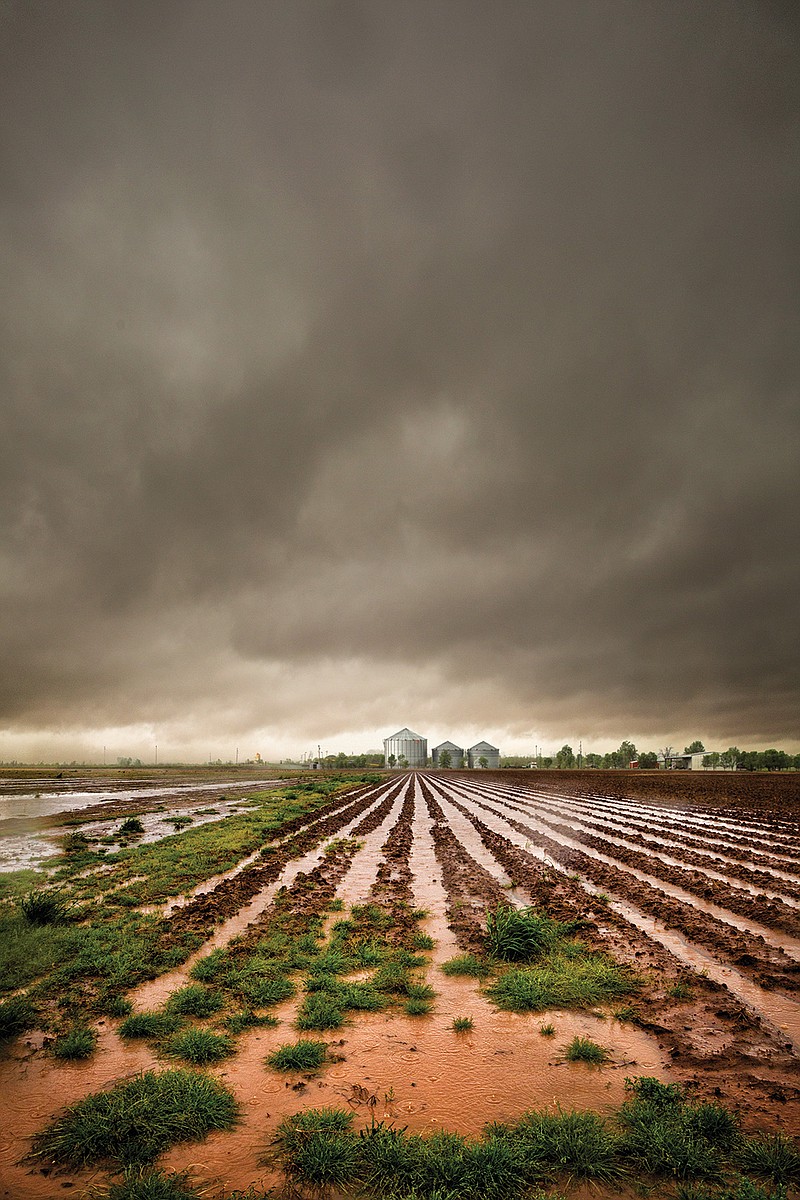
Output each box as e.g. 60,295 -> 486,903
467,740 -> 500,768
383,727 -> 427,768
432,740 -> 464,768
658,751 -> 713,770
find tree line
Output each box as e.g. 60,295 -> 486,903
501,740 -> 799,771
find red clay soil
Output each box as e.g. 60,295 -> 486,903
425,780 -> 800,1135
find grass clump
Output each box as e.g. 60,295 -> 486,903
118,817 -> 145,836
539,1022 -> 555,1037
224,1010 -> 279,1034
272,1107 -> 359,1188
452,1016 -> 473,1032
105,1168 -> 203,1199
564,1035 -> 609,1065
31,1069 -> 238,1168
296,993 -> 345,1031
736,1132 -> 800,1185
405,997 -> 433,1016
267,1039 -> 328,1072
19,889 -> 75,925
51,1025 -> 98,1059
619,1076 -> 739,1180
104,996 -> 134,1018
440,954 -> 491,979
0,995 -> 38,1038
486,948 -> 635,1013
485,904 -> 584,962
166,984 -> 224,1017
169,1029 -> 234,1065
119,1011 -> 182,1039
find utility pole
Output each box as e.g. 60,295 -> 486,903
155,744 -> 158,767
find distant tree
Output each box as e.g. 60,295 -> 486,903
702,751 -> 721,769
397,755 -> 408,769
438,749 -> 452,769
555,744 -> 575,769
585,753 -> 603,769
542,756 -> 553,768
684,741 -> 705,754
387,754 -> 396,768
478,755 -> 488,769
660,746 -> 674,768
720,747 -> 739,770
617,741 -> 637,767
638,751 -> 658,769
763,749 -> 790,771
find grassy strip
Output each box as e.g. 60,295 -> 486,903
31,1069 -> 238,1168
0,779 -> 378,1024
270,1078 -> 800,1199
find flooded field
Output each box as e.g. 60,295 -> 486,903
1,769 -> 798,1200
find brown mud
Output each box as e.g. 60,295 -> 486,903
3,771 -> 800,1200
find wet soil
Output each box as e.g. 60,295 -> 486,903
3,771 -> 800,1200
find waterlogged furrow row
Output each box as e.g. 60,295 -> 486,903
436,777 -> 800,998
516,784 -> 800,860
426,776 -> 800,1055
493,788 -> 800,894
461,780 -> 800,947
497,782 -> 800,874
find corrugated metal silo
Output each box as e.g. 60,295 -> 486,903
432,740 -> 464,768
383,727 -> 427,768
467,740 -> 500,768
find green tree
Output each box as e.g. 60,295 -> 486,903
438,749 -> 452,769
684,740 -> 705,754
720,747 -> 739,770
555,744 -> 575,769
638,751 -> 658,769
478,755 -> 488,769
387,754 -> 396,768
397,755 -> 408,769
616,741 -> 637,767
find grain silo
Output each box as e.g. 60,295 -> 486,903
432,740 -> 464,768
467,740 -> 500,768
383,727 -> 427,768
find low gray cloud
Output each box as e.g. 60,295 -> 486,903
1,0 -> 798,758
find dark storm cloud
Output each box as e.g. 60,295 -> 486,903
1,0 -> 798,753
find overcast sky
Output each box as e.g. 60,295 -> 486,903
1,1 -> 798,763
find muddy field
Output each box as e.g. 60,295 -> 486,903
1,769 -> 799,1199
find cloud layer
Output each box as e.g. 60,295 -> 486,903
2,1 -> 798,758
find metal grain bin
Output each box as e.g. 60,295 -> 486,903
383,728 -> 427,768
467,740 -> 500,768
432,740 -> 464,768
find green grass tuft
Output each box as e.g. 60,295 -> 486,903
272,1107 -> 358,1187
296,993 -> 345,1031
486,948 -> 635,1013
440,954 -> 491,978
105,1167 -> 203,1199
168,1029 -> 235,1065
31,1069 -> 238,1168
737,1132 -> 800,1185
19,889 -> 76,925
0,995 -> 38,1038
166,984 -> 224,1017
119,1011 -> 182,1039
52,1026 -> 98,1059
404,998 -> 433,1016
485,904 -> 585,962
564,1035 -> 609,1065
452,1016 -> 473,1032
267,1039 -> 328,1072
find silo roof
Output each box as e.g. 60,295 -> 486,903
469,740 -> 499,752
433,740 -> 464,753
385,728 -> 425,741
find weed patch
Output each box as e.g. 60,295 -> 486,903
31,1069 -> 238,1168
51,1026 -> 97,1059
267,1039 -> 328,1072
440,954 -> 491,978
168,1029 -> 235,1065
487,948 -> 635,1013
